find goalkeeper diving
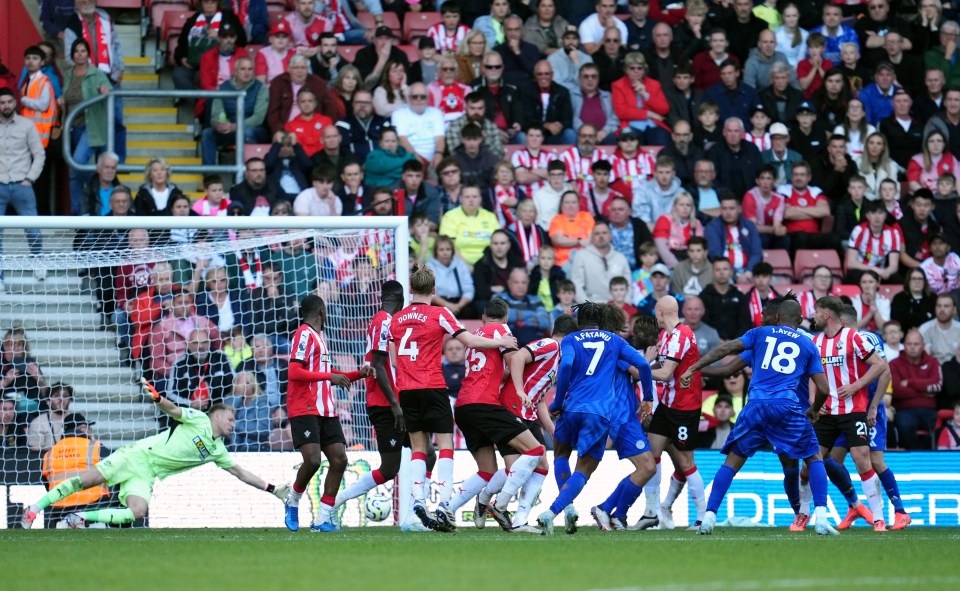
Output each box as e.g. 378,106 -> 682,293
21,379 -> 290,528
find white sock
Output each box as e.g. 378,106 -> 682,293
814,505 -> 829,526
643,461 -> 661,517
335,472 -> 378,509
686,469 -> 706,522
448,472 -> 490,512
661,474 -> 685,511
861,472 -> 884,522
411,458 -> 427,506
286,489 -> 303,507
479,469 -> 507,505
513,471 -> 547,527
799,478 -> 812,516
495,452 -> 541,510
315,499 -> 334,525
437,454 -> 455,504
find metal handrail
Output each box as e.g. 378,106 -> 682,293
62,88 -> 247,175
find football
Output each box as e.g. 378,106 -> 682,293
364,494 -> 392,522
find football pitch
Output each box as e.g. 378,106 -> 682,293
4,527 -> 959,591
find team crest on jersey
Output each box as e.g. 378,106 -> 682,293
389,438 -> 397,447
192,436 -> 210,460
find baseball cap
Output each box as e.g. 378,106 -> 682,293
562,26 -> 580,38
269,20 -> 290,37
375,26 -> 395,39
650,263 -> 671,277
751,103 -> 769,117
875,61 -> 895,73
64,412 -> 95,433
619,128 -> 640,141
219,22 -> 239,37
769,122 -> 789,136
797,101 -> 816,114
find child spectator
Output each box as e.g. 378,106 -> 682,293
937,402 -> 960,450
878,178 -> 903,222
293,165 -> 341,216
550,279 -> 577,322
585,159 -> 623,218
608,276 -> 638,317
453,122 -> 498,191
797,32 -> 832,99
882,320 -> 904,361
533,160 -> 571,230
409,212 -> 435,268
429,1 -> 470,55
222,326 -> 253,370
745,105 -> 772,152
937,172 -> 958,200
255,20 -> 295,85
694,101 -> 721,151
490,160 -> 524,228
844,198 -> 903,285
631,241 -> 659,304
528,245 -> 565,310
835,175 -> 869,244
742,165 -> 787,249
192,175 -> 231,217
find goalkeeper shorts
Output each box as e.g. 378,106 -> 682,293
94,446 -> 158,506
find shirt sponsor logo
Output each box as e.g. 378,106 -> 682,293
192,436 -> 210,460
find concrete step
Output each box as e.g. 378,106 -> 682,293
127,123 -> 191,133
95,421 -> 161,446
0,295 -> 96,315
0,274 -> 84,296
128,156 -> 201,166
45,365 -> 137,386
126,130 -> 197,143
123,57 -> 156,76
123,73 -> 160,90
14,311 -> 100,331
32,347 -> 122,368
126,97 -> 180,109
127,141 -> 197,160
124,107 -> 178,125
72,382 -> 144,403
29,330 -> 115,348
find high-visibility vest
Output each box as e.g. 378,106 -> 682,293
20,72 -> 58,148
42,436 -> 109,508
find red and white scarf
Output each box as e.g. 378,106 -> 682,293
190,11 -> 223,43
514,220 -> 541,265
81,14 -> 112,74
494,184 -> 518,227
237,251 -> 262,290
748,288 -> 776,327
229,1 -> 248,26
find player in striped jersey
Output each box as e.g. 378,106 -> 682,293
811,296 -> 890,531
844,199 -> 903,284
512,124 -> 557,198
284,295 -> 373,532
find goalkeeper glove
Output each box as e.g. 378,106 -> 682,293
269,483 -> 291,502
141,378 -> 161,403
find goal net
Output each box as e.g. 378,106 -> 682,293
0,216 -> 408,528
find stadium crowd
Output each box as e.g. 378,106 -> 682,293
4,0 -> 960,459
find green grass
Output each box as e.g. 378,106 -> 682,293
3,527 -> 959,591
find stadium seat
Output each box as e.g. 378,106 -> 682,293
763,249 -> 793,282
158,10 -> 191,66
243,144 -> 271,162
597,145 -> 615,158
820,214 -> 835,235
338,45 -> 362,62
150,0 -> 191,29
397,44 -> 420,64
936,409 -> 954,432
357,11 -> 402,38
793,249 -> 842,281
268,7 -> 287,24
832,284 -> 860,299
776,283 -> 807,296
642,145 -> 664,156
461,319 -> 484,334
879,284 -> 903,299
404,11 -> 442,42
264,0 -> 292,8
97,0 -> 142,7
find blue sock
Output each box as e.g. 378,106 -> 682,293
614,479 -> 644,521
808,459 -> 828,508
554,457 -> 571,490
549,471 -> 588,515
706,465 -> 736,514
824,457 -> 858,507
782,467 -> 801,514
878,468 -> 905,513
600,476 -> 628,514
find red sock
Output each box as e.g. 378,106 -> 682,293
411,451 -> 426,462
478,471 -> 495,481
320,495 -> 336,506
523,445 -> 545,456
439,449 -> 454,459
534,467 -> 549,476
372,469 -> 387,485
859,469 -> 876,481
683,466 -> 698,478
293,483 -> 306,494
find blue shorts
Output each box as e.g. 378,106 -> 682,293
611,416 -> 651,460
553,410 -> 611,462
723,401 -> 820,460
835,404 -> 886,451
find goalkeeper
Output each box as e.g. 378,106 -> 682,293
21,379 -> 289,528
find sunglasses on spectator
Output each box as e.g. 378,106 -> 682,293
440,67 -> 457,72
484,64 -> 503,69
409,94 -> 427,99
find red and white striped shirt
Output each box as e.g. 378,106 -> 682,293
847,222 -> 904,268
656,324 -> 702,411
456,323 -> 514,407
724,224 -> 749,272
743,131 -> 771,152
364,310 -> 396,408
500,337 -> 560,421
287,324 -> 336,417
511,148 -> 556,197
358,228 -> 395,273
799,291 -> 826,319
611,151 -> 654,193
741,188 -> 785,227
920,253 -> 960,294
427,23 -> 469,54
561,147 -> 604,196
747,287 -> 779,327
813,327 -> 875,415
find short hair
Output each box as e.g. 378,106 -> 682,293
245,157 -> 265,169
402,159 -> 425,174
609,276 -> 629,289
698,101 -> 719,115
553,314 -> 578,337
299,294 -> 326,323
828,134 -> 847,145
632,314 -> 659,349
525,122 -> 546,135
687,236 -> 708,250
815,295 -> 844,316
712,256 -> 733,267
939,172 -> 956,183
207,403 -> 237,418
807,32 -> 826,47
840,304 -> 858,325
203,174 -> 223,190
755,164 -> 776,179
601,304 -> 627,333
718,58 -> 739,72
440,0 -> 460,14
848,174 -> 867,186
557,279 -> 576,293
0,88 -> 16,100
461,122 -> 484,140
573,302 -> 606,329
862,199 -> 886,214
674,62 -> 693,77
547,160 -> 566,173
410,265 -> 436,295
318,32 -> 338,44
24,45 -> 45,59
591,159 -> 612,173
639,241 -> 658,256
655,155 -> 675,169
753,262 -> 774,276
465,91 -> 484,105
311,164 -> 337,183
484,298 -> 509,321
110,185 -> 132,199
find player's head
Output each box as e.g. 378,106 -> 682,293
553,314 -> 578,339
631,314 -> 659,350
410,265 -> 436,296
483,298 -> 509,324
573,302 -> 605,329
600,304 -> 628,336
300,294 -> 327,329
777,297 -> 803,328
762,292 -> 798,326
381,280 -> 404,311
654,295 -> 679,328
840,304 -> 858,328
814,295 -> 844,327
207,403 -> 237,437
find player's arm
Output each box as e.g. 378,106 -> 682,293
836,352 -> 887,400
806,373 -> 831,422
650,357 -> 678,382
550,340 -> 575,414
509,347 -> 535,408
371,350 -> 404,430
867,363 -> 891,426
224,464 -> 290,502
288,359 -> 371,388
700,356 -> 748,379
681,338 -> 746,386
141,378 -> 183,420
536,400 -> 555,438
456,330 -> 518,351
623,346 -> 656,417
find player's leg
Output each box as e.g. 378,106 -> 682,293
827,444 -> 871,530
610,450 -> 656,528
635,430 -> 668,528
803,450 -> 838,536
538,412 -> 604,535
72,495 -> 147,528
698,452 -> 748,535
491,429 -> 545,514
870,406 -> 909,529
23,467 -> 109,528
778,455 -> 801,515
658,444 -> 688,530
512,455 -> 549,529
335,408 -> 404,511
311,438 -> 347,532
666,449 -> 705,527
845,414 -> 886,531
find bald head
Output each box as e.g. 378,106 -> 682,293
655,295 -> 680,328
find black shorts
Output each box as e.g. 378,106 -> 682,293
647,406 -> 701,452
455,403 -> 528,453
289,415 -> 346,449
399,388 -> 453,434
814,412 -> 870,449
497,418 -> 545,457
368,406 -> 404,453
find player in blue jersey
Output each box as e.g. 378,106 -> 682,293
680,298 -> 840,535
537,302 -> 653,535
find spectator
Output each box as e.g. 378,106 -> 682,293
438,184 -> 500,267
331,65 -> 362,116
799,265 -> 835,320
225,371 -> 271,451
938,402 -> 960,449
292,165 -> 340,216
248,263 -> 298,349
428,235 -> 475,317
908,129 -> 960,194
890,328 -> 942,449
392,160 -> 440,225
744,30 -> 796,92
705,61 -> 760,126
683,295 -> 721,355
698,394 -> 735,449
571,220 -> 631,303
335,161 -> 364,215
893,268 -> 938,334
742,164 -> 787,249
611,129 -> 656,199
626,0 -> 657,53
706,194 -> 762,282
363,128 -> 415,189
79,152 -> 120,217
658,120 -> 703,187
921,234 -> 960,294
1,327 -> 48,415
920,294 -> 960,364
336,89 -> 386,165
133,158 -> 183,216
670,236 -> 713,296
594,27 -> 630,92
844,199 -> 903,285
471,51 -> 524,146
473,229 -> 523,312
495,269 -> 551,346
605,196 -> 652,271
914,68 -> 947,127
195,264 -> 250,336
740,261 -> 779,328
664,66 -> 704,134
26,383 -> 71,452
855,132 -> 899,200
525,60 -> 575,145
879,91 -> 923,174
608,276 -> 638,318
630,240 -> 659,303
701,257 -> 747,339
882,320 -> 904,361
528,246 -> 565,308
442,337 -> 466,401
833,98 -> 876,159
64,0 -> 124,123
231,157 -> 282,215
692,30 -> 737,92
789,101 -> 827,164
496,16 -> 540,89
690,156 -> 727,219
282,89 -> 333,158
810,3 -> 858,64
310,33 -> 342,81
774,4 -> 809,69
148,290 -> 220,390
532,160 -> 570,230
856,0 -> 912,68
173,0 -> 244,92
571,64 -> 619,146
551,279 -> 578,321
851,269 -> 892,333
560,125 -> 604,196
860,63 -> 899,128
456,29 -> 489,85
579,0 -> 627,54
780,160 -> 833,251
255,20 -> 295,85
474,0 -> 513,50
548,191 -> 596,268
643,23 -> 678,90
428,1 -> 470,56
0,395 -> 24,449
167,327 -> 233,413
548,28 -> 593,95
268,407 -> 293,451
283,0 -> 321,54
372,60 -> 408,118
191,174 -> 230,218
633,155 -> 683,227
194,21 -> 248,122
433,158 -> 465,215
653,191 -> 704,268
924,20 -> 960,88
708,117 -> 763,199
490,161 -> 525,228
724,0 -> 769,64
354,26 -> 409,90
637,263 -> 684,315
522,0 -> 570,56
311,124 -> 356,175
912,0 -> 946,55
810,134 -> 856,206
611,52 -> 670,145
446,93 -> 504,159
201,57 -> 268,165
391,82 -> 446,169
266,55 -> 344,136
238,335 -> 286,407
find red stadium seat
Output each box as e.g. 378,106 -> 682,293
150,0 -> 191,29
832,284 -> 861,299
98,0 -> 142,7
879,284 -> 903,299
820,214 -> 835,235
404,12 -> 442,42
268,7 -> 287,24
243,144 -> 271,162
794,249 -> 842,281
357,11 -> 402,38
159,9 -> 191,41
763,249 -> 793,282
264,0 -> 291,8
397,44 -> 420,64
338,45 -> 362,62
642,145 -> 664,156
504,145 -> 521,160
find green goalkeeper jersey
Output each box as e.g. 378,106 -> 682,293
132,408 -> 236,479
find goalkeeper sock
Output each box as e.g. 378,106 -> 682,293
335,471 -> 383,508
553,456 -> 571,489
824,457 -> 859,507
437,449 -> 455,505
410,452 -> 427,506
706,465 -> 736,515
782,467 -> 801,515
661,473 -> 686,512
448,471 -> 493,512
287,483 -> 304,507
686,467 -> 707,522
36,477 -> 83,511
548,471 -> 588,516
600,477 -> 629,515
495,446 -> 544,511
878,468 -> 905,513
513,468 -> 547,527
478,469 -> 507,505
315,495 -> 336,525
79,508 -> 136,525
642,459 -> 661,517
614,479 -> 645,523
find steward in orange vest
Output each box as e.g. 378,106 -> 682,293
41,413 -> 110,509
20,46 -> 58,149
